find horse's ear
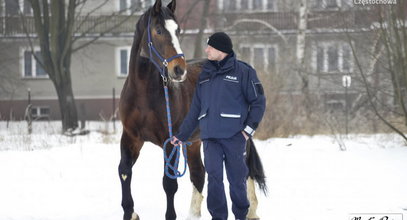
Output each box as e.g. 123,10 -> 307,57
167,0 -> 176,13
153,0 -> 162,15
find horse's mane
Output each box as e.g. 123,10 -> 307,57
128,10 -> 149,79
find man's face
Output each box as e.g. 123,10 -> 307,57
205,45 -> 227,61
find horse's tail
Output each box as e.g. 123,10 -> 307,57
246,138 -> 268,195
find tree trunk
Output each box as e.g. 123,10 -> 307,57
296,0 -> 307,65
297,0 -> 312,119
193,0 -> 210,58
54,68 -> 78,131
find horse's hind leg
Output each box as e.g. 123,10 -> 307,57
186,141 -> 205,219
247,177 -> 260,220
245,138 -> 266,220
119,131 -> 143,220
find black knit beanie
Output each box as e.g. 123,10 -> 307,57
207,32 -> 233,54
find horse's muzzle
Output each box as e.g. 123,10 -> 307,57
174,65 -> 184,77
170,65 -> 187,82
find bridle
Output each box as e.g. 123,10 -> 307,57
147,15 -> 184,84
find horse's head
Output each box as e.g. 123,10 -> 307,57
141,0 -> 187,83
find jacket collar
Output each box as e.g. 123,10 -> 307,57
201,52 -> 236,78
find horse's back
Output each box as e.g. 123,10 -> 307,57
186,59 -> 206,81
187,58 -> 207,65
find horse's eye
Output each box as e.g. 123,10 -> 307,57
156,28 -> 162,35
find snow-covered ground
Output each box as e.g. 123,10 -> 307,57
0,121 -> 406,220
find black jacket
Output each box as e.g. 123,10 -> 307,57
176,53 -> 266,141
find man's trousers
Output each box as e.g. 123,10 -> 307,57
203,132 -> 250,220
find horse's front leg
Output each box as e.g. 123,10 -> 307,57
119,132 -> 143,220
163,144 -> 179,220
186,141 -> 205,219
163,172 -> 178,220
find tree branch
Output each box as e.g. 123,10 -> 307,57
228,19 -> 288,45
71,14 -> 135,53
346,30 -> 407,142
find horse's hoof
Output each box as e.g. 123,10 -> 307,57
131,213 -> 140,220
123,212 -> 139,220
186,214 -> 201,220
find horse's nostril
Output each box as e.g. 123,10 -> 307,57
174,65 -> 184,76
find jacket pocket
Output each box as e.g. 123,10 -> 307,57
219,108 -> 242,132
198,107 -> 209,134
198,107 -> 208,120
220,113 -> 241,118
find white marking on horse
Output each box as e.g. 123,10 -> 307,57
165,19 -> 187,82
247,177 -> 260,219
121,174 -> 127,181
131,212 -> 139,220
165,19 -> 184,57
187,186 -> 204,219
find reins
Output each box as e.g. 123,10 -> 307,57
147,15 -> 190,179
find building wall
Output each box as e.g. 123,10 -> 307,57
0,38 -> 132,120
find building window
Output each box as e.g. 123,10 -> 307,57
241,0 -> 249,10
324,93 -> 350,112
253,0 -> 263,10
311,0 -> 353,10
240,44 -> 277,74
116,46 -> 131,77
314,42 -> 352,73
118,0 -> 153,14
4,0 -> 32,16
325,0 -> 338,8
326,97 -> 345,111
226,0 -> 237,11
221,0 -> 274,12
31,106 -> 50,120
21,49 -> 48,78
266,0 -> 274,10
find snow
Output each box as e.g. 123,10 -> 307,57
0,121 -> 407,220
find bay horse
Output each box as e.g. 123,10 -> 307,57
118,0 -> 267,219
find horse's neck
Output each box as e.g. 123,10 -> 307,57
131,56 -> 165,93
140,48 -> 149,58
131,54 -> 189,104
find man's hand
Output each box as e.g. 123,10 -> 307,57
171,136 -> 181,145
242,131 -> 249,141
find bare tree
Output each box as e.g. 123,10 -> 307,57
21,0 -> 135,132
193,0 -> 210,58
346,3 -> 407,142
296,0 -> 314,121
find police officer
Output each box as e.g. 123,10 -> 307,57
171,32 -> 266,220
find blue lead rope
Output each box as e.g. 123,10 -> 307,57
145,15 -> 189,179
162,86 -> 191,179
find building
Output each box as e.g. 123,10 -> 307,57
0,0 -> 398,130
